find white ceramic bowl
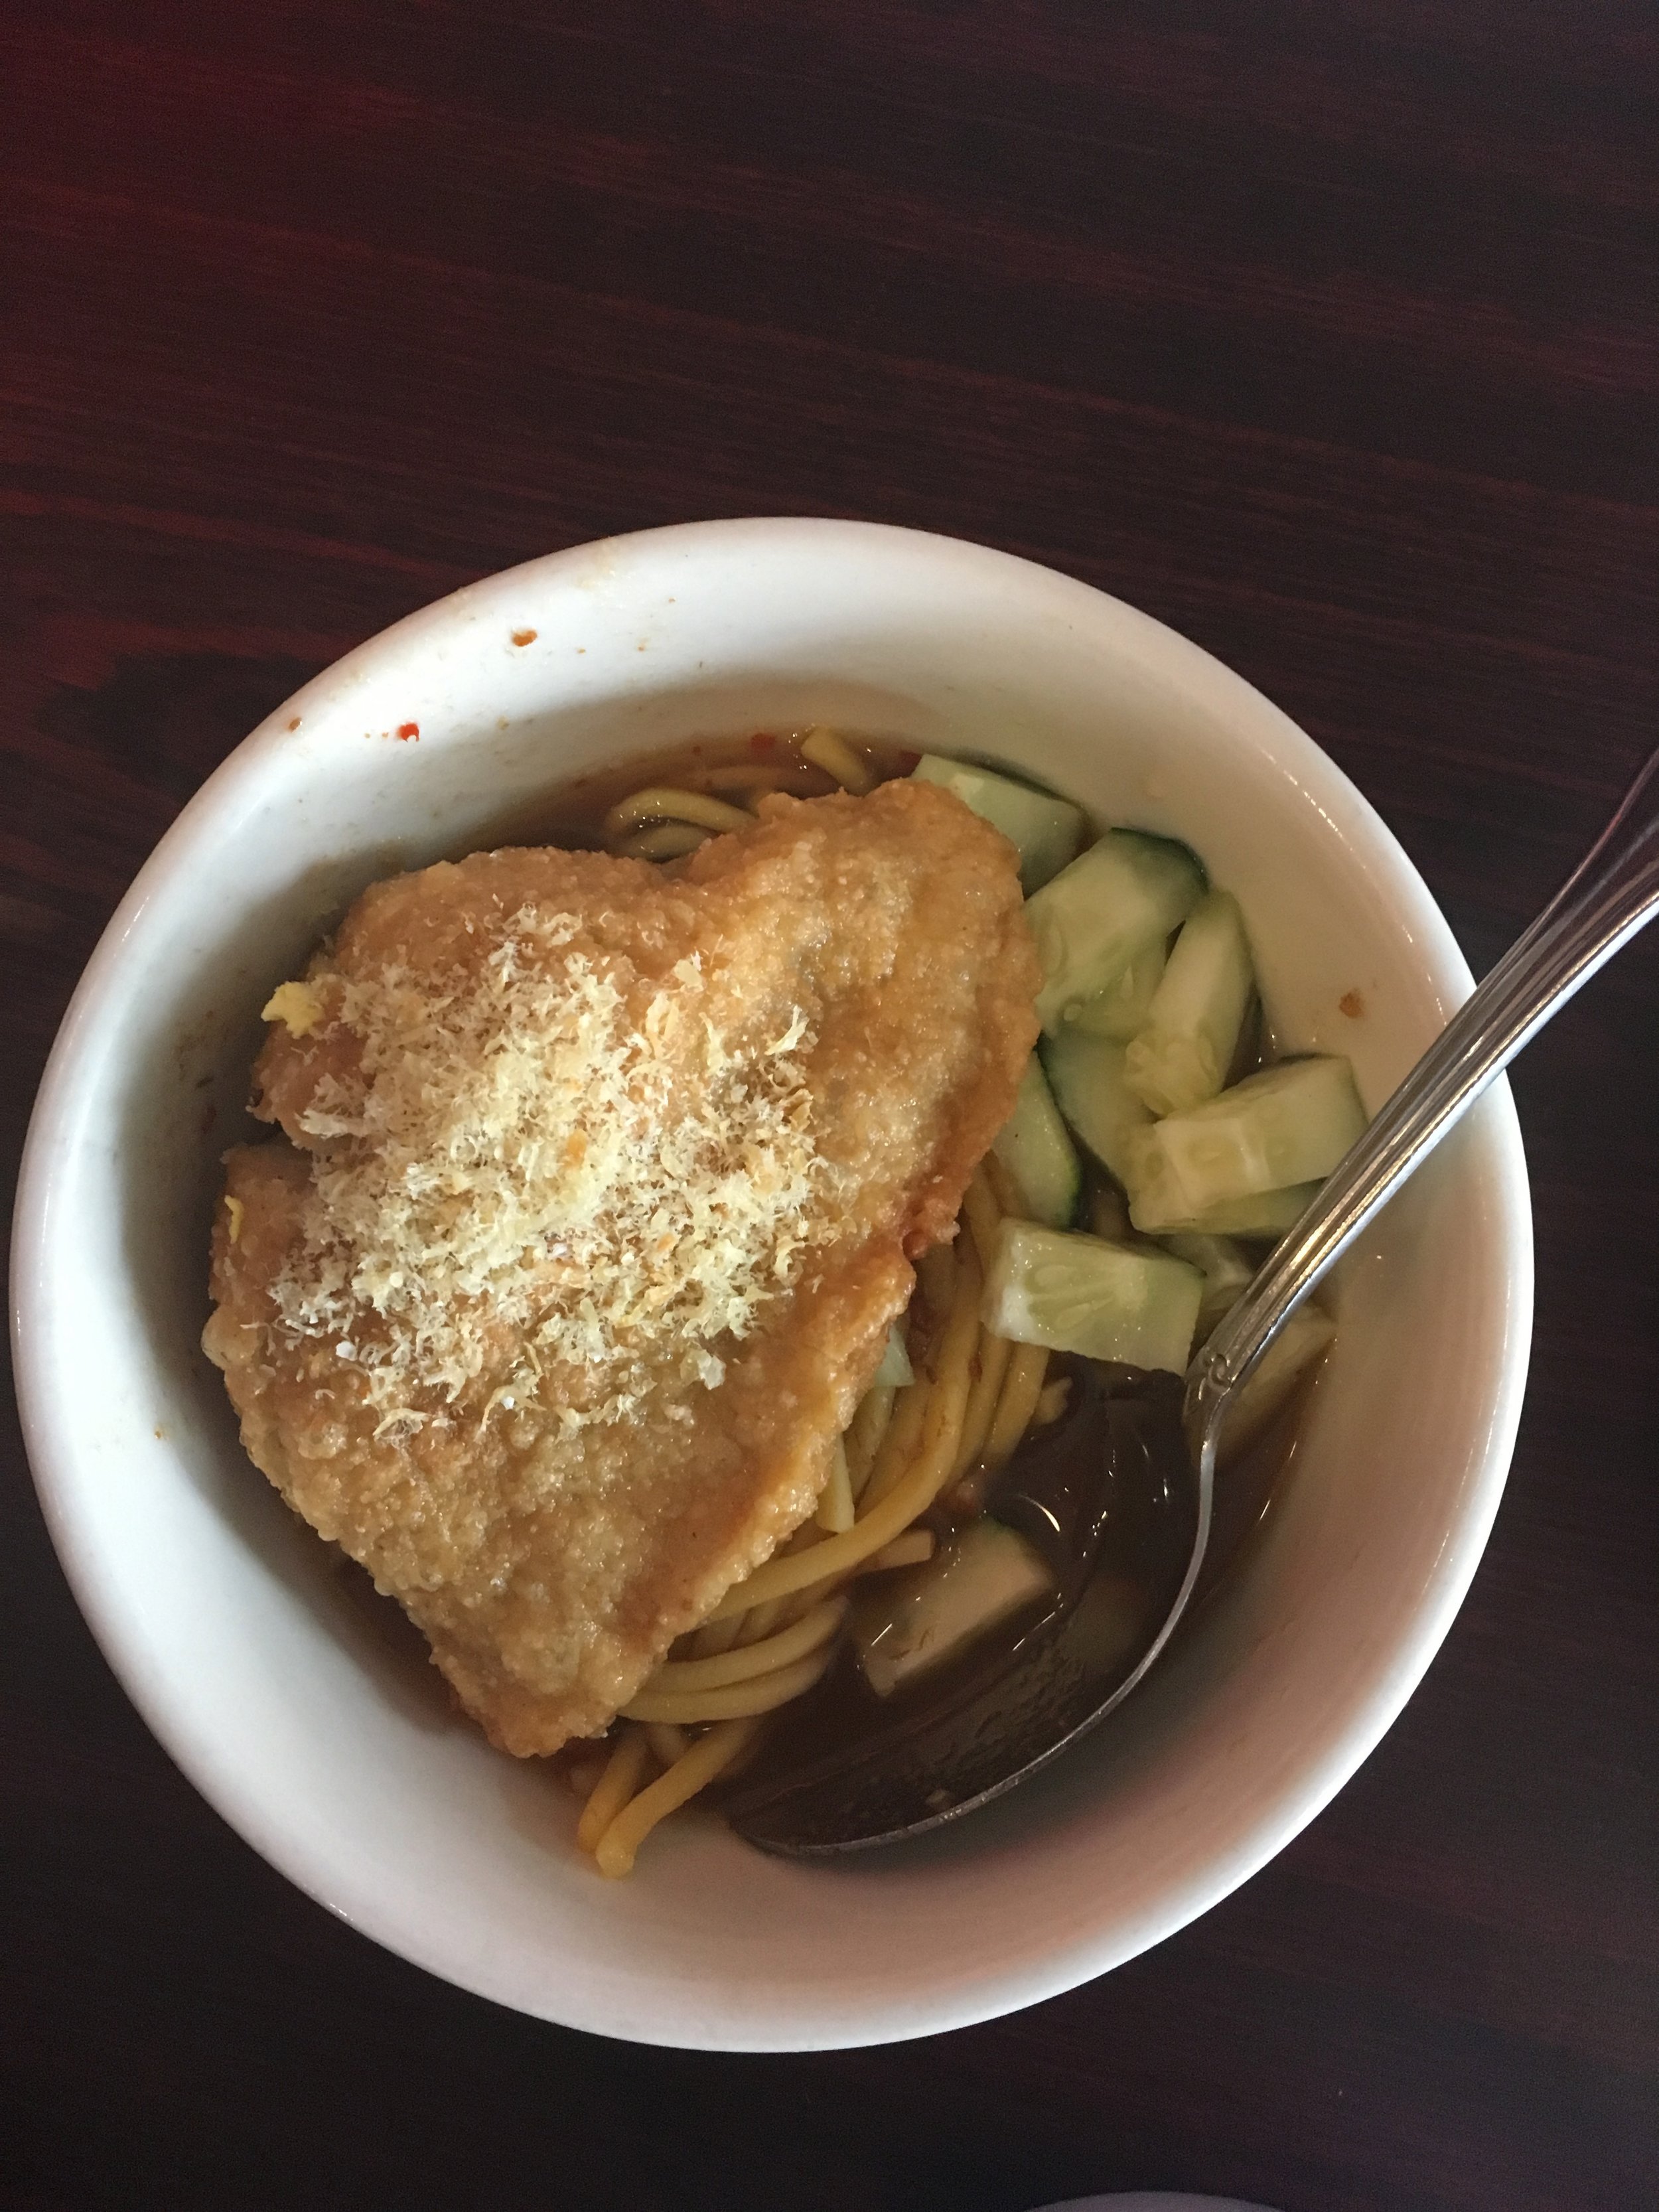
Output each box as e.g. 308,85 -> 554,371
11,520 -> 1532,2049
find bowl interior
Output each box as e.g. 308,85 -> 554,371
14,521 -> 1530,2049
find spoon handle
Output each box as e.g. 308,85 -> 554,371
1188,745 -> 1659,1431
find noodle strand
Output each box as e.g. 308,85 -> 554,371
798,726 -> 875,794
618,822 -> 709,861
686,1613 -> 745,1659
962,1163 -> 1003,1270
861,1530 -> 935,1572
981,1148 -> 1025,1220
575,1726 -> 652,1854
642,1597 -> 848,1694
603,786 -> 755,839
952,1325 -> 1013,1481
593,1720 -> 760,1878
622,1647 -> 836,1726
981,1341 -> 1050,1468
843,1382 -> 897,1497
707,1246 -> 983,1618
857,1371 -> 932,1513
701,765 -> 787,798
815,1438 -> 855,1532
644,1722 -> 689,1769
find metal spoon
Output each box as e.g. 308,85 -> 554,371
724,745 -> 1659,1854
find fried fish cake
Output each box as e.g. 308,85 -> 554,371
204,778 -> 1039,1755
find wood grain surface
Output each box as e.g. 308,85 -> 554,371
4,6 -> 1657,2208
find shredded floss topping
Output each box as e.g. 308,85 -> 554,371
267,909 -> 825,1433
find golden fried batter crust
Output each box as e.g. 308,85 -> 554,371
204,780 -> 1039,1755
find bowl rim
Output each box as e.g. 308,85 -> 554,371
10,517 -> 1533,2047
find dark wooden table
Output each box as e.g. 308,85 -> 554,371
5,6 -> 1657,2208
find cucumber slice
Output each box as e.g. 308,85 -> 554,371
853,1518 -> 1054,1699
1041,1029 -> 1153,1189
991,1055 -> 1082,1228
982,1219 -> 1203,1374
1163,1230 -> 1254,1337
1060,942 -> 1167,1042
912,755 -> 1086,893
1131,1179 -> 1321,1238
1025,831 -> 1206,1033
1220,1304 -> 1334,1463
1124,891 -> 1256,1114
1125,1057 -> 1366,1223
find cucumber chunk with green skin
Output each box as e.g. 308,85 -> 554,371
1125,890 -> 1256,1115
853,1518 -> 1055,1699
1041,1028 -> 1153,1189
911,755 -> 1086,894
1126,1056 -> 1366,1223
1164,1231 -> 1255,1337
1061,942 -> 1167,1042
1025,831 -> 1206,1033
982,1219 -> 1203,1373
992,1055 -> 1082,1228
1131,1179 -> 1322,1238
1220,1304 -> 1335,1463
